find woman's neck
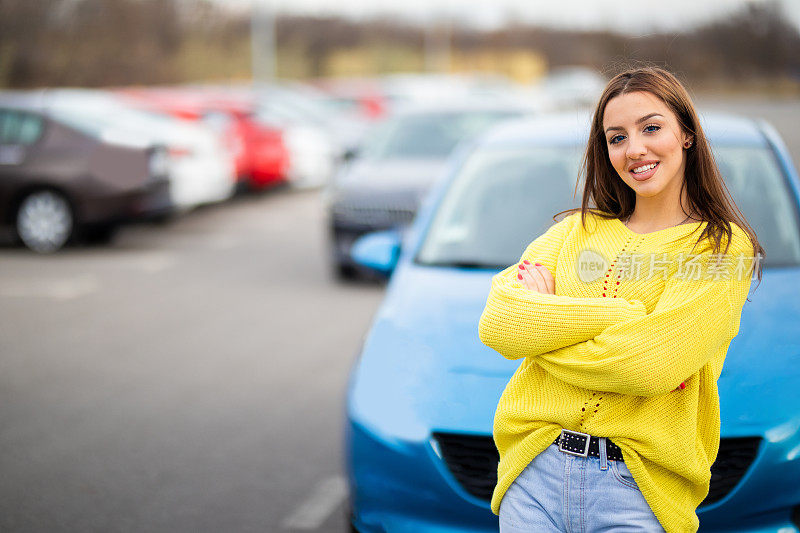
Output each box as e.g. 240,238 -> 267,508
624,196 -> 698,233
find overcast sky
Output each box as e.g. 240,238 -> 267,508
235,0 -> 800,35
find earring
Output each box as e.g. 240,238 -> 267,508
684,140 -> 693,148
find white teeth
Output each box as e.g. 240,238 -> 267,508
632,162 -> 658,174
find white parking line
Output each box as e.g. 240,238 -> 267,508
0,275 -> 99,300
282,476 -> 348,530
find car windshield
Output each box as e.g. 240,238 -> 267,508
360,111 -> 520,160
416,145 -> 800,269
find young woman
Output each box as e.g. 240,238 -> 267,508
478,66 -> 764,532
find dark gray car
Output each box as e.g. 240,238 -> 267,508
0,97 -> 171,252
325,102 -> 532,279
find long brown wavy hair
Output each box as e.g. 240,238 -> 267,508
556,65 -> 764,287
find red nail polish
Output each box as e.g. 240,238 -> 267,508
535,263 -> 541,267
517,273 -> 523,280
518,264 -> 525,269
679,382 -> 686,390
523,260 -> 530,265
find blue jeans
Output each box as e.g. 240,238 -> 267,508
499,440 -> 666,532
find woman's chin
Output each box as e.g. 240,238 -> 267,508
625,179 -> 659,194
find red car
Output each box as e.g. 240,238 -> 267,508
116,88 -> 290,190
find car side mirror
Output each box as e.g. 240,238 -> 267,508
351,229 -> 401,275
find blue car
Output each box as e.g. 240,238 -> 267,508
344,110 -> 800,532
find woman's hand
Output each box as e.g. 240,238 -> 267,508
516,260 -> 555,294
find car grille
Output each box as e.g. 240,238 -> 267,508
331,203 -> 416,227
432,432 -> 761,506
433,433 -> 499,500
702,437 -> 761,506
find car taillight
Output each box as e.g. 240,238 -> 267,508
168,146 -> 193,158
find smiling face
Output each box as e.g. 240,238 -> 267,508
602,91 -> 693,203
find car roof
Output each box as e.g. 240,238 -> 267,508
478,109 -> 768,148
0,89 -> 127,113
0,91 -> 49,112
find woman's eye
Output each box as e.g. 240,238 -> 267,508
644,124 -> 661,133
609,135 -> 623,145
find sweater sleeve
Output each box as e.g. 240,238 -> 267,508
479,213 -> 648,360
535,232 -> 753,397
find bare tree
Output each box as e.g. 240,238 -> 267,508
0,0 -> 797,89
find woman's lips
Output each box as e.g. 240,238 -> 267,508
630,161 -> 659,181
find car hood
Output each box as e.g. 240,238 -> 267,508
336,158 -> 449,197
718,267 -> 800,437
349,264 -> 800,440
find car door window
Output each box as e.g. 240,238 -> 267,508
0,110 -> 43,145
18,113 -> 44,145
0,109 -> 43,165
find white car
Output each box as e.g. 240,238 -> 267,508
253,96 -> 340,189
158,119 -> 236,210
45,90 -> 236,211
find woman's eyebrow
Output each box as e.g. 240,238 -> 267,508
604,113 -> 664,133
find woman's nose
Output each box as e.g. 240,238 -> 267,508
626,135 -> 647,158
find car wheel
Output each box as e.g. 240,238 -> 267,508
15,190 -> 74,253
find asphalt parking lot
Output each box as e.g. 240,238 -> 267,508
0,188 -> 385,532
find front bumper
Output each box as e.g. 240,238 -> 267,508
328,203 -> 416,267
345,420 -> 499,533
78,176 -> 172,224
346,417 -> 800,533
331,223 -> 379,268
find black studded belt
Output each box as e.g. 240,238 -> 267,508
554,429 -> 625,461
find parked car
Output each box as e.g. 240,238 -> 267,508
46,90 -> 236,211
534,67 -> 608,110
256,80 -> 375,157
251,90 -> 342,190
380,72 -> 546,114
344,110 -> 800,532
117,87 -> 289,191
0,93 -> 170,252
325,101 -> 534,279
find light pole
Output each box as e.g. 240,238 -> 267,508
424,11 -> 452,73
251,0 -> 276,86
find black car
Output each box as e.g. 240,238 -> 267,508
0,94 -> 171,252
325,101 -> 533,279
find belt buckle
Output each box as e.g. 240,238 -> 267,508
558,429 -> 591,457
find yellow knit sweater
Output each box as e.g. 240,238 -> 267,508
478,210 -> 754,533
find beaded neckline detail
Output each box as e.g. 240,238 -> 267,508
612,216 -> 705,238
